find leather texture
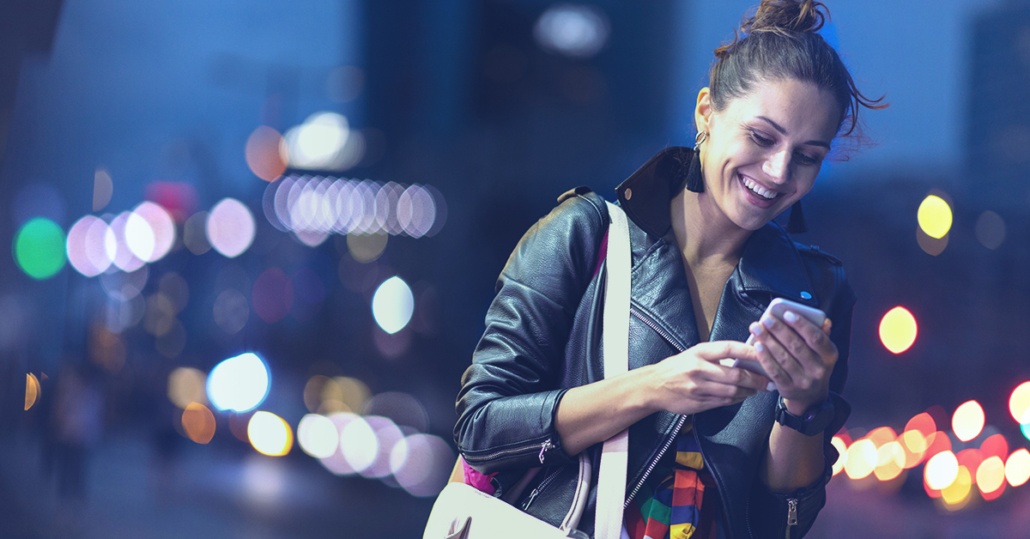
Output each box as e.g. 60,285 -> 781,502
454,147 -> 856,539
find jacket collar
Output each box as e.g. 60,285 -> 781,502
614,146 -> 818,306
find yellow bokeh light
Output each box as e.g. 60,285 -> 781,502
303,375 -> 371,415
952,400 -> 985,442
925,450 -> 959,490
940,465 -> 972,510
917,195 -> 952,239
25,373 -> 41,411
248,411 -> 294,457
182,402 -> 216,444
844,439 -> 877,480
874,441 -> 905,482
168,367 -> 207,409
976,456 -> 1006,494
830,436 -> 847,476
879,307 -> 918,354
1005,448 -> 1030,487
1009,381 -> 1030,424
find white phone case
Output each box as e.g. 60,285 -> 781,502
731,298 -> 826,384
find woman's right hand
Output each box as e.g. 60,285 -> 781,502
647,341 -> 772,416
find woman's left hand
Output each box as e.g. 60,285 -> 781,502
748,310 -> 837,408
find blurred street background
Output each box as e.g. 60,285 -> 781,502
3,1 -> 1030,537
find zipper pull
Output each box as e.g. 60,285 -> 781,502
785,498 -> 798,539
521,488 -> 540,511
538,439 -> 554,464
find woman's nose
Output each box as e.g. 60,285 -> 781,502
763,150 -> 790,184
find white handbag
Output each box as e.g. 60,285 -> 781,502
423,202 -> 632,539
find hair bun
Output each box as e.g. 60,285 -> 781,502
745,0 -> 827,36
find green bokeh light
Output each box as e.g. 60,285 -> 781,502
14,217 -> 66,280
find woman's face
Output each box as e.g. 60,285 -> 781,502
694,78 -> 841,232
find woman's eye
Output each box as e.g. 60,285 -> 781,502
749,131 -> 773,146
795,152 -> 819,165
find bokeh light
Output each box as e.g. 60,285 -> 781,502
917,195 -> 952,239
390,433 -> 454,497
127,201 -> 176,262
25,373 -> 41,411
362,416 -> 405,479
94,168 -> 113,211
879,306 -> 917,354
207,198 -> 255,258
372,276 -> 414,334
168,367 -> 207,409
319,412 -> 361,475
533,4 -> 610,58
844,439 -> 877,480
340,414 -> 378,473
980,433 -> 1009,462
952,400 -> 985,442
14,217 -> 66,280
297,414 -> 339,459
108,212 -> 146,273
206,352 -> 271,413
1005,448 -> 1030,487
248,411 -> 293,457
363,392 -> 430,433
925,450 -> 959,490
66,216 -> 111,277
940,466 -> 972,510
213,288 -> 249,334
246,126 -> 288,182
975,210 -> 1006,250
183,211 -> 211,255
347,233 -> 388,263
182,402 -> 217,444
283,112 -> 350,170
874,441 -> 905,482
304,375 -> 371,414
977,456 -> 1006,495
830,436 -> 847,476
1009,381 -> 1030,424
916,225 -> 948,256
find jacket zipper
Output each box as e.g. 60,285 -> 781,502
785,498 -> 798,538
521,465 -> 563,511
623,308 -> 688,507
466,438 -> 551,466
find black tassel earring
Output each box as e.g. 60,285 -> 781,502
686,131 -> 707,193
786,200 -> 808,234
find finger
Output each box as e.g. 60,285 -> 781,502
750,321 -> 803,385
693,378 -> 759,402
781,311 -> 837,365
694,340 -> 758,363
757,313 -> 822,371
701,362 -> 772,392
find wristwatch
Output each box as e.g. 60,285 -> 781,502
775,396 -> 834,436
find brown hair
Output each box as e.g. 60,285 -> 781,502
710,0 -> 886,139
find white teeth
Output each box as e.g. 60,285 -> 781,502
742,176 -> 776,199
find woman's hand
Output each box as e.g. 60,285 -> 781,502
749,311 -> 837,409
649,341 -> 772,416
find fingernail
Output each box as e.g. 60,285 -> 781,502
751,323 -> 763,335
783,311 -> 798,323
761,316 -> 774,329
766,382 -> 776,392
755,342 -> 765,353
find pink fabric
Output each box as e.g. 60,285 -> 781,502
593,231 -> 609,279
462,456 -> 498,495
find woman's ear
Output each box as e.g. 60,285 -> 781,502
694,87 -> 713,133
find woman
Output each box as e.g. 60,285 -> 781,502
454,1 -> 884,537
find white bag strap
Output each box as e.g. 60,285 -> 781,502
595,201 -> 631,539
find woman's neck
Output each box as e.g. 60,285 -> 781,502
671,188 -> 752,268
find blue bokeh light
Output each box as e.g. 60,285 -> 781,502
206,352 -> 271,413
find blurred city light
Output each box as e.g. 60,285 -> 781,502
363,392 -> 430,433
213,288 -> 249,334
390,433 -> 454,497
977,456 -> 1006,496
347,233 -> 388,263
830,436 -> 847,476
182,402 -> 217,444
924,431 -> 952,460
168,367 -> 207,409
24,373 -> 40,411
940,465 -> 972,510
206,352 -> 271,413
952,400 -> 985,442
183,211 -> 211,255
362,416 -> 405,479
925,451 -> 959,490
917,195 -> 952,239
207,198 -> 255,258
1009,381 -> 1030,424
533,4 -> 610,59
878,306 -> 917,354
245,125 -> 288,182
974,210 -> 1006,250
108,212 -> 146,273
1006,448 -> 1030,487
899,430 -> 927,469
340,414 -> 378,473
93,168 -> 113,211
283,112 -> 351,170
372,276 -> 414,334
126,202 -> 176,262
916,226 -> 948,256
297,414 -> 339,459
65,216 -> 112,277
319,412 -> 361,475
247,411 -> 293,457
874,441 -> 905,482
14,217 -> 66,280
980,433 -> 1009,462
844,439 -> 876,480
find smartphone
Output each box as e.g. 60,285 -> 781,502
730,297 -> 827,382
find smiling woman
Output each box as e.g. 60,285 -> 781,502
449,1 -> 885,538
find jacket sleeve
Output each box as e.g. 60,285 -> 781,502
453,191 -> 608,475
748,261 -> 856,539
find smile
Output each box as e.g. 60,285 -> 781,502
738,174 -> 782,208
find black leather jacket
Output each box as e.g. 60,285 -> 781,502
454,147 -> 854,539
